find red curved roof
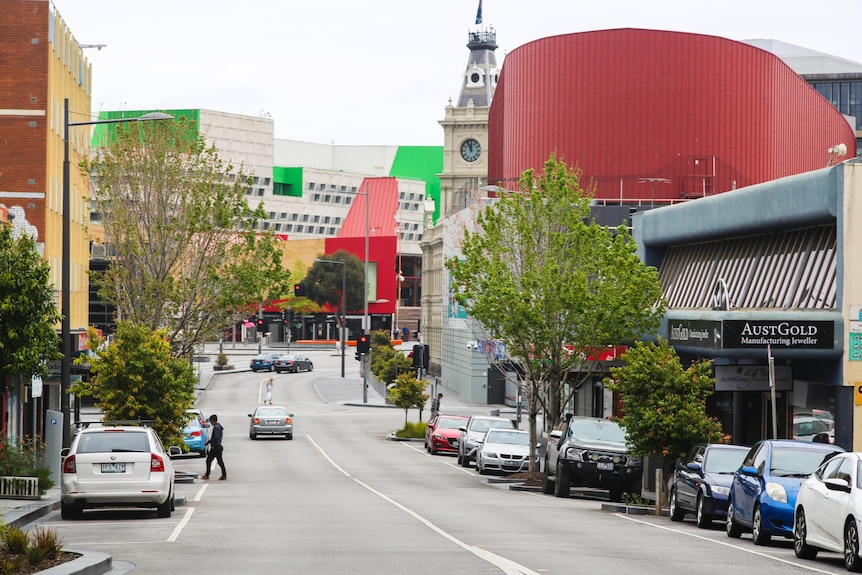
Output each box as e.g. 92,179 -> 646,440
488,28 -> 856,201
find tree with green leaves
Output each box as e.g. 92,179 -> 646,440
302,250 -> 365,315
606,337 -> 727,488
447,154 -> 665,471
71,322 -> 195,449
0,223 -> 62,388
387,373 -> 429,425
85,115 -> 292,359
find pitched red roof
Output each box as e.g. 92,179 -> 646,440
338,177 -> 399,239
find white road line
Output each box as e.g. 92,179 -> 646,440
167,507 -> 195,542
400,439 -> 477,475
618,514 -> 838,574
306,434 -> 540,575
193,484 -> 208,502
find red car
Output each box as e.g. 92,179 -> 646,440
425,414 -> 469,455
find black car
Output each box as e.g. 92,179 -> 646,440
274,354 -> 314,373
542,415 -> 642,502
669,443 -> 749,527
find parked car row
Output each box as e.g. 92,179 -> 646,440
250,353 -> 314,373
669,438 -> 862,572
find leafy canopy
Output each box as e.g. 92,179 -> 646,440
0,224 -> 61,382
72,322 -> 195,448
447,154 -> 665,429
86,115 -> 291,358
302,250 -> 365,314
606,337 -> 726,478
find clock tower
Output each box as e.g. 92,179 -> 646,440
438,27 -> 499,218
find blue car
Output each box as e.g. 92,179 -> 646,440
669,443 -> 749,528
183,417 -> 208,456
727,439 -> 844,545
250,353 -> 281,372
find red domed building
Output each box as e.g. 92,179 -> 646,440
487,28 -> 856,203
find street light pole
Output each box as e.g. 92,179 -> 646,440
314,258 -> 346,378
61,100 -> 172,448
363,181 -> 369,403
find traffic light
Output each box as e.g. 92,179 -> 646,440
357,333 -> 370,354
282,318 -> 288,326
294,283 -> 306,297
256,318 -> 265,333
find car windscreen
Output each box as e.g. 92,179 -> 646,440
567,420 -> 626,443
470,419 -> 513,433
703,448 -> 748,474
257,408 -> 287,417
485,431 -> 529,446
770,446 -> 844,477
77,431 -> 150,454
437,417 -> 466,429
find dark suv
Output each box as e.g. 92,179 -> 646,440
542,415 -> 642,502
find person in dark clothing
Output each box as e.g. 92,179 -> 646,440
202,414 -> 227,480
430,393 -> 443,417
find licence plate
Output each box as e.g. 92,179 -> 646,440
265,419 -> 279,425
452,440 -> 459,447
597,462 -> 614,471
101,463 -> 126,473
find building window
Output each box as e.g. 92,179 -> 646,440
290,214 -> 298,221
274,223 -> 281,231
313,215 -> 320,223
279,212 -> 287,219
286,224 -> 293,232
350,186 -> 357,193
335,217 -> 342,225
345,197 -> 352,205
263,177 -> 271,185
324,216 -> 331,224
334,196 -> 342,204
317,226 -> 325,234
340,185 -> 347,192
308,182 -> 315,190
324,195 -> 331,202
328,227 -> 336,235
318,183 -> 325,191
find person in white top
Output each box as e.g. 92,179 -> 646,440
265,378 -> 274,404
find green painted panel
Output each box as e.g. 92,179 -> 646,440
91,109 -> 200,148
389,146 -> 443,220
273,166 -> 303,197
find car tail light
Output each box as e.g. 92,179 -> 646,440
285,417 -> 292,424
150,453 -> 166,473
253,417 -> 260,424
62,454 -> 76,474
190,430 -> 202,437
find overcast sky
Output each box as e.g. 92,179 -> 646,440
54,0 -> 862,146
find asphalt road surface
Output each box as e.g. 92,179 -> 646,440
28,351 -> 855,574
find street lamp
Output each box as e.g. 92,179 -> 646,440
314,258 -> 346,378
61,99 -> 173,448
363,181 -> 370,403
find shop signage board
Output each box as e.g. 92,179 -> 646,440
722,320 -> 833,350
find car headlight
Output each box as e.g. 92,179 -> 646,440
564,447 -> 586,461
711,485 -> 730,497
764,482 -> 788,503
484,451 -> 498,458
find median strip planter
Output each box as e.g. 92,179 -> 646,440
0,476 -> 40,500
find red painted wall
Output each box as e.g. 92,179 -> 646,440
325,236 -> 397,316
488,29 -> 857,201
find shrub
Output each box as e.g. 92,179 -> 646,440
394,421 -> 427,439
30,527 -> 63,560
0,526 -> 30,555
216,353 -> 229,367
0,437 -> 54,493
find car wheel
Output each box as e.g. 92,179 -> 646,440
457,451 -> 463,466
669,489 -> 684,521
198,449 -> 207,458
309,364 -> 313,372
269,365 -> 274,372
460,452 -> 471,467
430,443 -> 438,456
726,500 -> 743,538
608,486 -> 624,503
846,519 -> 862,572
752,504 -> 771,545
157,492 -> 172,518
60,501 -> 81,520
553,460 -> 571,498
695,493 -> 710,528
287,433 -> 293,440
477,458 -> 487,475
794,508 -> 819,559
250,431 -> 257,440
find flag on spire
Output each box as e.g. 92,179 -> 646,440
475,0 -> 482,25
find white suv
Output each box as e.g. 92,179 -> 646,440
60,423 -> 181,519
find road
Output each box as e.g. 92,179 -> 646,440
29,350 -> 854,574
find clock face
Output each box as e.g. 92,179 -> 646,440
460,139 -> 481,162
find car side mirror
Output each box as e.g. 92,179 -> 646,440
825,477 -> 852,493
739,465 -> 759,477
168,446 -> 182,457
686,462 -> 702,472
60,448 -> 70,458
247,414 -> 253,418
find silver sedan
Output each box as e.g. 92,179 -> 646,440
248,406 -> 294,440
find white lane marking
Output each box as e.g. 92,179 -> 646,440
306,435 -> 540,575
400,440 -> 477,475
618,514 -> 837,574
166,507 -> 195,542
194,484 -> 208,502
